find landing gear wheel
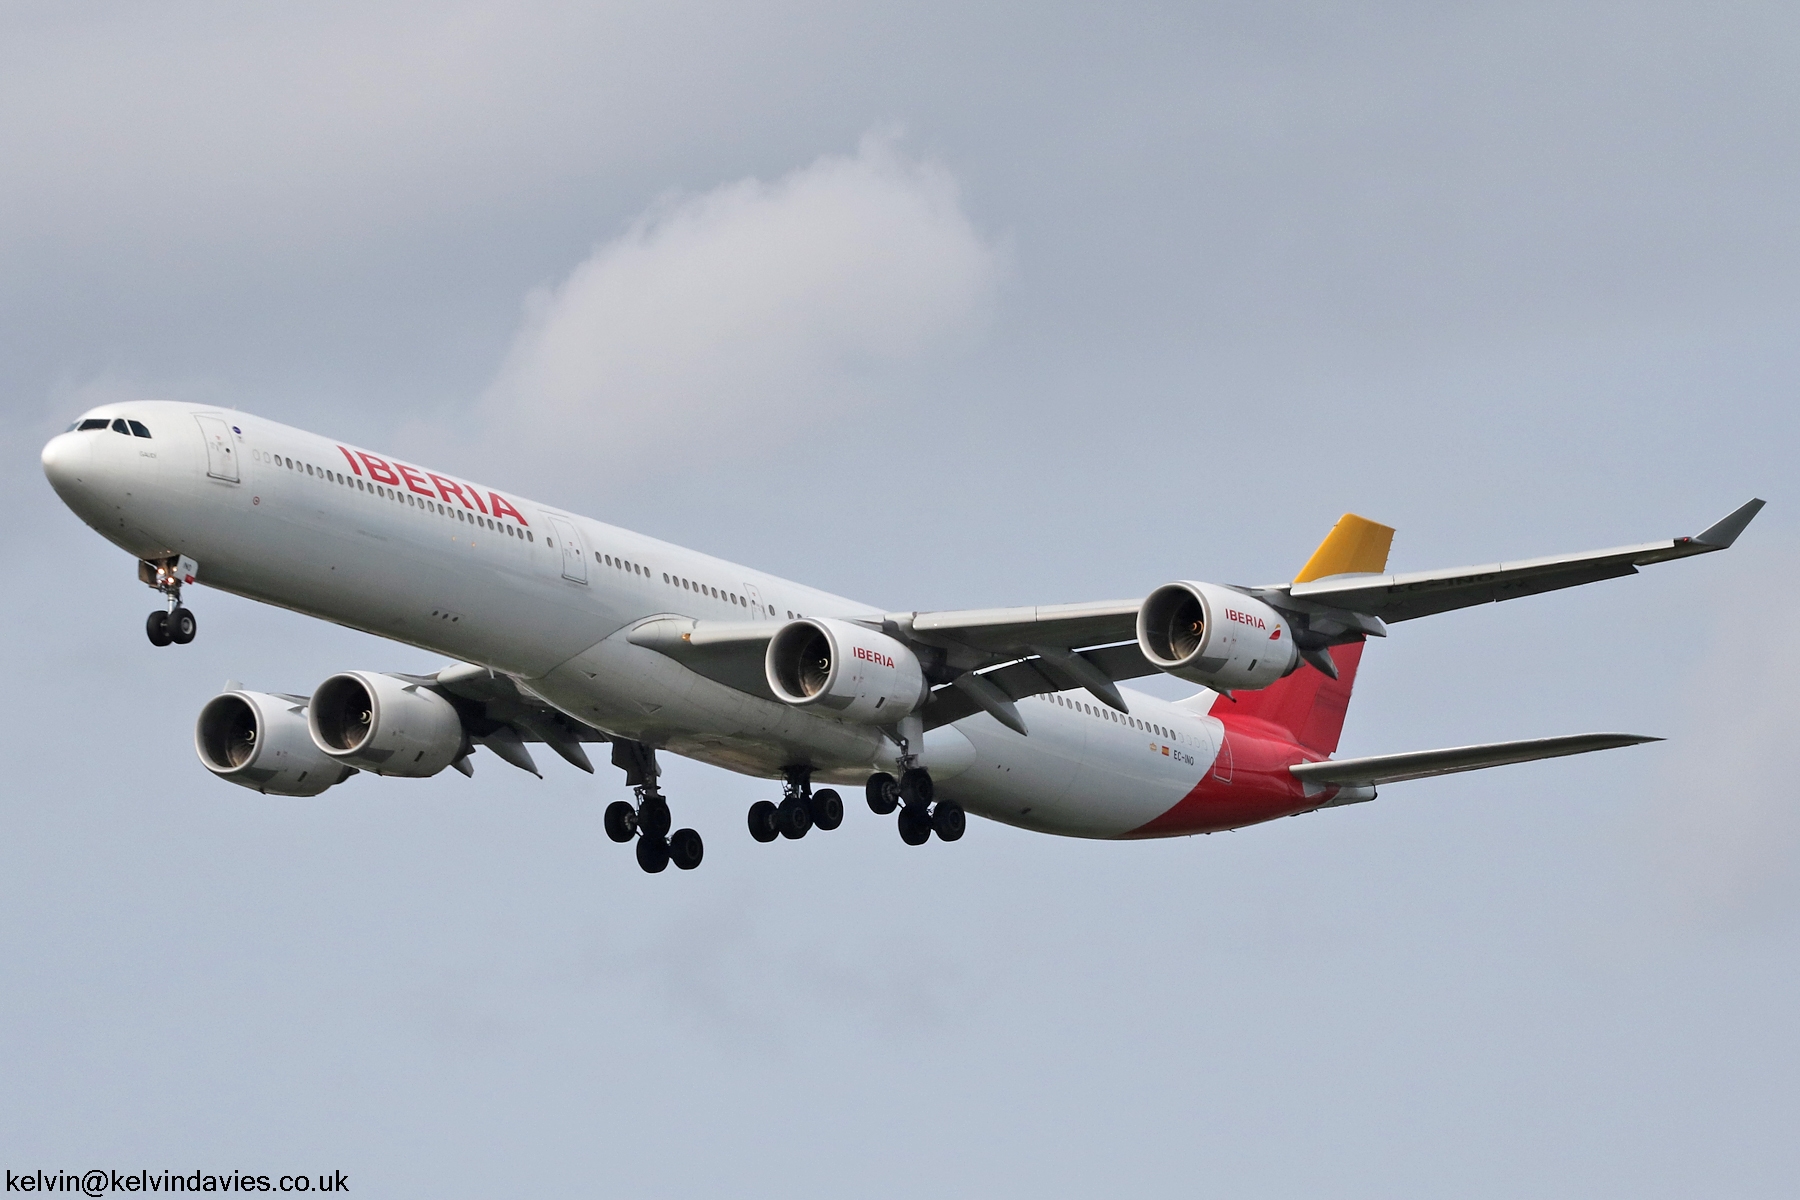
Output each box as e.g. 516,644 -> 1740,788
603,800 -> 638,843
810,788 -> 844,831
669,828 -> 704,870
865,772 -> 899,815
636,796 -> 671,840
636,834 -> 670,873
777,796 -> 813,840
931,802 -> 966,842
897,805 -> 932,846
168,606 -> 197,644
899,767 -> 934,807
747,800 -> 780,843
145,610 -> 172,647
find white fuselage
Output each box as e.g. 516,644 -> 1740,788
43,402 -> 1231,838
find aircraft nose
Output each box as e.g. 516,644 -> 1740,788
41,431 -> 91,499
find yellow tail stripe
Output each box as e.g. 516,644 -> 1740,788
1294,513 -> 1395,583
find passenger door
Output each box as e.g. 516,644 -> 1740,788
548,517 -> 587,584
194,415 -> 239,482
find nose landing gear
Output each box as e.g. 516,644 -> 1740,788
140,557 -> 198,646
606,741 -> 704,873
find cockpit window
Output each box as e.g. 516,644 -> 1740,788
78,418 -> 109,431
128,420 -> 151,438
110,418 -> 130,435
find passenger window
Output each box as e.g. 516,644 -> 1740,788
128,420 -> 151,438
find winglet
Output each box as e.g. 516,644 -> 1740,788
1693,498 -> 1765,549
1294,513 -> 1395,583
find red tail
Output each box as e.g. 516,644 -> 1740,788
1213,639 -> 1365,755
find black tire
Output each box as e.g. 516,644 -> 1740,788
931,802 -> 966,842
669,828 -> 704,870
636,835 -> 670,873
899,767 -> 934,807
145,610 -> 172,647
603,800 -> 637,843
636,796 -> 671,840
747,800 -> 780,843
777,796 -> 813,839
810,788 -> 844,831
897,805 -> 932,846
865,772 -> 898,815
168,606 -> 197,645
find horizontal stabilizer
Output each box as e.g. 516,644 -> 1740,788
1290,732 -> 1660,787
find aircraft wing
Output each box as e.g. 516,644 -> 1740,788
626,501 -> 1763,735
890,600 -> 1141,662
1290,732 -> 1660,789
1253,499 -> 1764,625
432,662 -> 608,776
627,616 -> 778,700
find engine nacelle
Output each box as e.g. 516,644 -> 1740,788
766,618 -> 927,723
1136,581 -> 1299,691
307,671 -> 467,777
195,690 -> 356,797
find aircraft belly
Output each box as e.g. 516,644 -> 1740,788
941,699 -> 1210,839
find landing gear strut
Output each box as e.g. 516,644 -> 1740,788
140,557 -> 197,647
746,766 -> 842,844
607,741 -> 703,873
871,714 -> 964,846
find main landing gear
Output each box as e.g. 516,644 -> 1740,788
603,740 -> 704,873
140,557 -> 197,647
746,766 -> 843,844
866,768 -> 964,846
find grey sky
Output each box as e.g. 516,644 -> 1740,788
3,4 -> 1797,1196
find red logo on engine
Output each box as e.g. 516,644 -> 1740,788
853,646 -> 895,668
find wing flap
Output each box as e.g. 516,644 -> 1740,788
1290,732 -> 1660,787
920,642 -> 1159,730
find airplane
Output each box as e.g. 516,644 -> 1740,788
40,401 -> 1764,874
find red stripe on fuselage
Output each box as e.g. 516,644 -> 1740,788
1122,714 -> 1330,837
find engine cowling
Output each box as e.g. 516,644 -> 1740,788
307,671 -> 467,777
195,689 -> 356,796
1136,581 -> 1299,690
766,618 -> 927,723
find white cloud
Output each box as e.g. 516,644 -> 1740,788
475,134 -> 1001,473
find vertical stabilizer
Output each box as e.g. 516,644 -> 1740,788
1213,513 -> 1393,754
1293,512 -> 1394,583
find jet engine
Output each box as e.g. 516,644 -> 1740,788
307,671 -> 467,777
766,618 -> 927,723
1137,581 -> 1299,691
195,689 -> 356,796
